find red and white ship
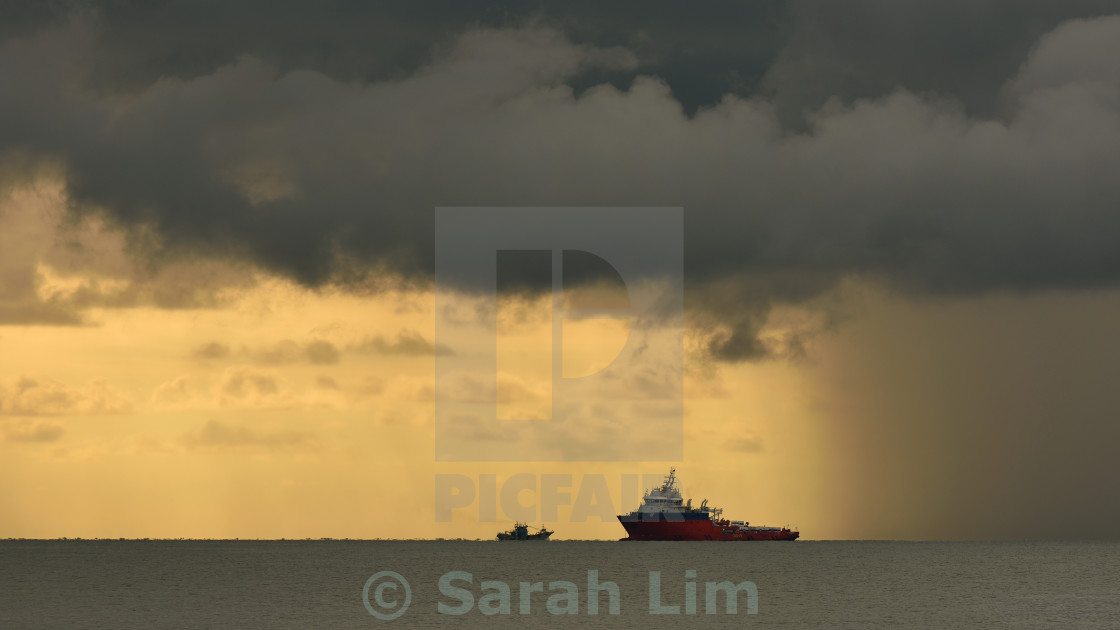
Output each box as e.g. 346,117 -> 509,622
617,468 -> 799,541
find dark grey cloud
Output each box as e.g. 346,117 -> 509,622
2,4 -> 1120,359
5,1 -> 1112,116
0,1 -> 786,113
763,1 -> 1120,125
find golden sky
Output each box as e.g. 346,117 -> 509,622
6,177 -> 1118,541
3,3 -> 1120,546
0,178 -> 834,539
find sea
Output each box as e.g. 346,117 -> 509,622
1,540 -> 1117,628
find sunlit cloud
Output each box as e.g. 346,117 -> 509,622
0,376 -> 132,417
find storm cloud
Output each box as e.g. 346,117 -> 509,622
2,3 -> 1120,360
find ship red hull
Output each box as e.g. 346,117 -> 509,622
618,516 -> 799,541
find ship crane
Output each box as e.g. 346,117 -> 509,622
699,498 -> 724,519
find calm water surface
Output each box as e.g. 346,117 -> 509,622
1,540 -> 1117,628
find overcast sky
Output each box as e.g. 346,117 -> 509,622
1,1 -> 1119,540
4,2 -> 1120,348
